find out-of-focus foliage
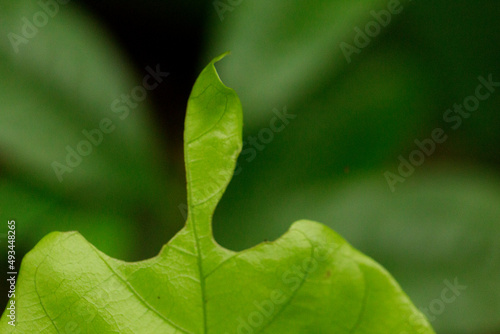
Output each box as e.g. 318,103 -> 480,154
0,0 -> 185,261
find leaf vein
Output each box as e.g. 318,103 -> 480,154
90,246 -> 193,334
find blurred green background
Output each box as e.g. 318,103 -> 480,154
1,0 -> 499,333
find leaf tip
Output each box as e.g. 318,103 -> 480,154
211,51 -> 232,64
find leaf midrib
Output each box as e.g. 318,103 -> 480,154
184,141 -> 208,334
184,83 -> 231,334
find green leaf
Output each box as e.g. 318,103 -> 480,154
216,166 -> 500,333
0,55 -> 434,333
